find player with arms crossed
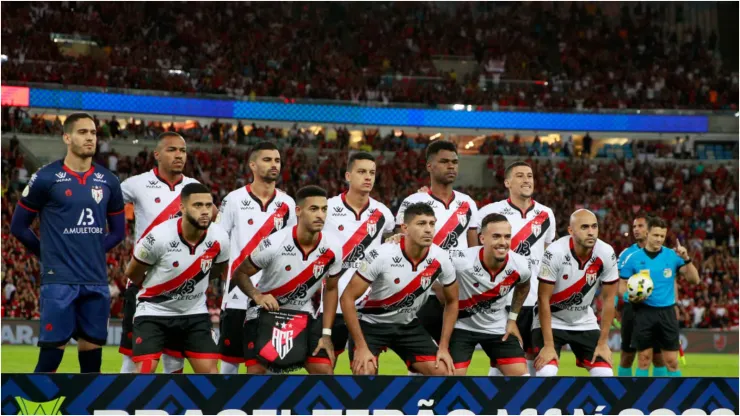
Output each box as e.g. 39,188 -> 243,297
217,142 -> 296,374
342,203 -> 459,375
118,132 -> 200,374
618,217 -> 700,377
451,214 -> 531,376
124,183 -> 228,373
11,112 -> 126,373
322,152 -> 395,362
231,186 -> 342,374
533,210 -> 618,377
474,161 -> 556,376
395,141 -> 478,351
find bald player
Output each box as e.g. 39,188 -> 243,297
533,210 -> 619,377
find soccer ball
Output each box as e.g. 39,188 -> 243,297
627,274 -> 654,301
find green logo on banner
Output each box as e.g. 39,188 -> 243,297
14,397 -> 65,415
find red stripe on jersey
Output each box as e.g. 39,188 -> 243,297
458,271 -> 521,310
138,195 -> 182,243
263,249 -> 337,298
63,165 -> 95,185
258,313 -> 310,362
510,210 -> 550,251
549,258 -> 604,304
138,242 -> 221,297
341,209 -> 385,260
230,202 -> 290,275
433,202 -> 471,247
363,260 -> 442,308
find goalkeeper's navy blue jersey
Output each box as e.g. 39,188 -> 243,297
18,160 -> 124,285
619,247 -> 685,308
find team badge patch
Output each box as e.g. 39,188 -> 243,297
367,218 -> 377,237
201,258 -> 213,274
586,270 -> 598,286
313,262 -> 325,278
499,283 -> 511,296
531,219 -> 542,238
663,268 -> 673,278
91,186 -> 104,204
457,212 -> 468,227
274,212 -> 284,230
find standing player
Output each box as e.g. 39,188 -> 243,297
474,161 -> 556,376
342,203 -> 459,375
10,112 -> 126,373
124,183 -> 229,373
217,142 -> 296,374
231,186 -> 342,374
322,152 -> 395,360
618,217 -> 699,377
118,132 -> 200,374
451,214 -> 531,376
395,141 -> 478,350
533,210 -> 618,377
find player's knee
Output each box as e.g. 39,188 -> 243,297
247,364 -> 267,375
652,353 -> 665,367
637,351 -> 652,368
663,356 -> 679,371
620,352 -> 635,367
536,364 -> 558,377
589,367 -> 613,377
306,364 -> 333,375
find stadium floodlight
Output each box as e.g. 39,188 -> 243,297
452,104 -> 465,111
0,54 -> 7,63
429,133 -> 441,141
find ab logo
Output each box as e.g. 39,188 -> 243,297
14,397 -> 65,415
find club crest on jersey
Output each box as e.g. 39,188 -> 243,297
201,258 -> 213,274
499,283 -> 511,296
420,271 -> 434,290
91,186 -> 104,204
313,263 -> 325,278
274,212 -> 284,230
586,270 -> 598,286
531,219 -> 542,238
457,212 -> 468,227
367,218 -> 377,237
272,325 -> 294,360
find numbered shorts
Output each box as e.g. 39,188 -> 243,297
631,305 -> 680,352
531,328 -> 610,369
450,328 -> 526,369
621,303 -> 661,354
219,308 -> 248,365
132,314 -> 219,362
39,284 -> 109,347
349,319 -> 439,370
243,314 -> 332,366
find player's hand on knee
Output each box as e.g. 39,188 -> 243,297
534,345 -> 558,371
502,320 -> 523,349
255,293 -> 279,311
436,348 -> 454,375
313,335 -> 335,367
351,347 -> 376,375
592,342 -> 612,366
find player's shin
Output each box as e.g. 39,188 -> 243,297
162,355 -> 185,374
34,348 -> 65,373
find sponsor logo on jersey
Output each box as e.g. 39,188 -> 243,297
501,207 -> 514,216
563,254 -> 571,263
168,241 -> 181,252
332,206 -> 346,217
91,186 -> 104,204
284,245 -> 295,253
146,180 -> 161,189
318,247 -> 328,255
392,256 -> 403,267
55,172 -> 72,183
241,199 -> 253,210
93,172 -> 107,183
473,265 -> 483,274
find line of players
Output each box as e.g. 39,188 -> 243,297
120,134 -> 696,376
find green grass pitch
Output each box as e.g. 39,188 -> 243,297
2,345 -> 738,376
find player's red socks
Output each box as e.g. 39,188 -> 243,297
34,348 -> 64,373
140,360 -> 155,373
79,348 -> 103,373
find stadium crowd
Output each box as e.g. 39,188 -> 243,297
2,137 -> 738,328
2,2 -> 737,110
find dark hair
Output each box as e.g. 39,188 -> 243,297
347,152 -> 375,171
181,183 -> 212,201
249,141 -> 280,162
296,185 -> 327,205
634,212 -> 649,222
504,161 -> 532,179
647,216 -> 668,231
425,140 -> 457,161
403,202 -> 436,223
480,213 -> 509,231
63,112 -> 95,134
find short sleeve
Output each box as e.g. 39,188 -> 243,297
619,252 -> 637,279
545,210 -> 557,244
133,229 -> 164,266
519,257 -> 532,284
672,250 -> 686,271
438,253 -> 457,287
601,249 -> 619,284
395,198 -> 411,226
249,235 -> 279,270
327,243 -> 344,277
121,177 -> 136,204
107,176 -> 125,214
538,248 -> 560,283
19,172 -> 49,212
467,198 -> 480,230
382,207 -> 395,235
356,247 -> 383,283
617,247 -> 631,269
217,195 -> 234,234
285,198 -> 298,228
215,230 -> 230,264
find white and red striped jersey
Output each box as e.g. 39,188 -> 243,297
452,247 -> 531,335
133,218 -> 230,317
121,168 -> 200,243
356,239 -> 456,325
474,199 -> 556,306
533,236 -> 619,331
246,226 -> 343,318
218,185 -> 296,310
395,190 -> 480,253
323,193 -> 395,314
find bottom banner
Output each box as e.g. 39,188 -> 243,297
2,374 -> 738,415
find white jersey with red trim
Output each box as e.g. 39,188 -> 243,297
246,226 -> 343,318
121,168 -> 200,243
474,199 -> 556,306
133,218 -> 230,317
323,193 -> 395,313
395,191 -> 480,253
533,236 -> 619,331
218,185 -> 297,310
356,239 -> 456,325
452,247 -> 531,335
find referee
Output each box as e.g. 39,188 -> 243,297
618,217 -> 699,377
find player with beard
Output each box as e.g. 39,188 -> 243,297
118,132 -> 201,374
125,183 -> 229,373
533,210 -> 618,377
11,112 -> 126,373
474,161 -> 556,376
321,152 -> 395,364
395,141 -> 479,368
216,142 -> 296,374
